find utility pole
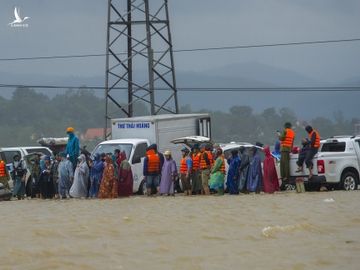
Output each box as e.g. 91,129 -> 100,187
104,0 -> 179,139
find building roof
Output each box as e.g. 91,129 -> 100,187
83,128 -> 109,141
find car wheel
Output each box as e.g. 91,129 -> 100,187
284,184 -> 296,191
341,171 -> 359,191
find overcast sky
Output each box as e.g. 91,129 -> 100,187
1,0 -> 360,83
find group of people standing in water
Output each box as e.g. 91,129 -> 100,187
142,142 -> 280,196
5,122 -> 322,200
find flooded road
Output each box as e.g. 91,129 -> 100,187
1,191 -> 360,270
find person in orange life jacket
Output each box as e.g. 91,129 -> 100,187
199,143 -> 211,195
278,122 -> 296,182
191,144 -> 202,195
205,144 -> 214,167
179,147 -> 193,196
143,144 -> 164,196
304,125 -> 321,178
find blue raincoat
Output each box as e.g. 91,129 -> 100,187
246,150 -> 263,192
89,154 -> 104,198
226,155 -> 241,194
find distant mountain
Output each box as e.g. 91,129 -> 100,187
1,62 -> 359,119
204,62 -> 323,86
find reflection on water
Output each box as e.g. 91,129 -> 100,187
1,191 -> 360,270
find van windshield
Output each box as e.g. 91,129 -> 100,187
92,143 -> 133,159
25,148 -> 52,156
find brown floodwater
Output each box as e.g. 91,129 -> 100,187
1,191 -> 360,270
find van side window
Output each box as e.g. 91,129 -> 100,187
321,142 -> 346,152
132,143 -> 148,162
2,151 -> 22,164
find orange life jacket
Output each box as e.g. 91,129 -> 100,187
192,152 -> 200,171
0,161 -> 6,177
146,149 -> 160,174
281,128 -> 295,148
200,151 -> 211,170
207,151 -> 214,167
180,157 -> 188,174
309,130 -> 321,148
219,155 -> 226,174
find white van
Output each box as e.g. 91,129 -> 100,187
92,139 -> 150,194
0,146 -> 53,194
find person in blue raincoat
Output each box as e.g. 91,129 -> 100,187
58,152 -> 74,199
239,147 -> 250,193
65,127 -> 80,170
226,150 -> 241,194
246,147 -> 263,193
89,153 -> 104,198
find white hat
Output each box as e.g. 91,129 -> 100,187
164,150 -> 171,156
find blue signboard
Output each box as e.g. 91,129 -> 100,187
117,122 -> 151,129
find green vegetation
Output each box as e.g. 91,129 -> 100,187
0,88 -> 358,149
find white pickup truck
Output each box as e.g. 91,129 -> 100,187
289,136 -> 360,191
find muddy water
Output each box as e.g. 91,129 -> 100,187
1,191 -> 360,270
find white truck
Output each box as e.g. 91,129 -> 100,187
289,136 -> 360,191
92,114 -> 211,194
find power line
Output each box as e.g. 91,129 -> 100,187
0,84 -> 359,92
0,38 -> 360,62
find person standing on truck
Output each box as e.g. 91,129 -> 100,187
11,154 -> 27,200
191,144 -> 202,195
143,144 -> 162,196
278,122 -> 296,183
179,147 -> 192,196
199,144 -> 211,195
305,125 -> 321,178
65,127 -> 80,171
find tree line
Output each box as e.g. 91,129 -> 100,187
0,88 -> 358,148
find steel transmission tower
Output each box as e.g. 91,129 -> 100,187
104,0 -> 179,137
